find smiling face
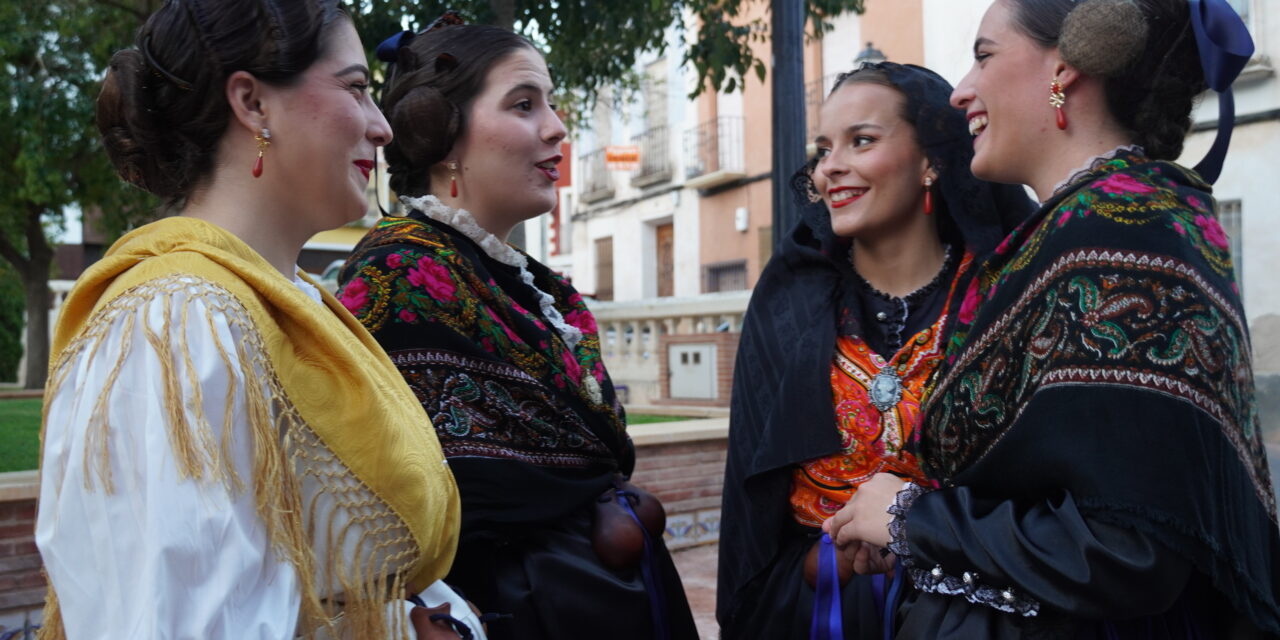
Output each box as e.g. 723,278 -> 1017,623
812,81 -> 932,240
263,18 -> 391,230
949,0 -> 1061,185
445,46 -> 567,236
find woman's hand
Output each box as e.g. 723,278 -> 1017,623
409,602 -> 465,639
802,536 -> 857,587
823,473 -> 906,550
852,542 -> 896,576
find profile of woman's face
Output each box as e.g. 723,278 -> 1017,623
949,0 -> 1060,185
261,19 -> 392,230
447,47 -> 567,230
812,82 -> 931,240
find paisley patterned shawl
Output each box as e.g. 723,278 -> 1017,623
919,148 -> 1280,632
337,211 -> 631,536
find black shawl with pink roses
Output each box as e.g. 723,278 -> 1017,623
337,211 -> 632,542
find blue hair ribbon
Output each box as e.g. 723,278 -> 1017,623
376,30 -> 415,63
1188,0 -> 1254,184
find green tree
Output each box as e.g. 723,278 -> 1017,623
2,0 -> 862,390
1,0 -> 157,389
347,0 -> 866,100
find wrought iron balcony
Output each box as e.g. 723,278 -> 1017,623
683,116 -> 746,190
579,147 -> 615,204
631,125 -> 672,188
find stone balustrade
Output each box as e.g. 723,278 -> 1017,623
588,290 -> 751,406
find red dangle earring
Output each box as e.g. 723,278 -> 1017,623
252,128 -> 271,178
447,160 -> 459,197
923,176 -> 935,216
1050,79 -> 1067,131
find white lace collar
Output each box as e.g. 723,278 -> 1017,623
1047,144 -> 1145,202
400,195 -> 584,351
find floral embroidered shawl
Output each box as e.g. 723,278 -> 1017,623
916,149 -> 1280,633
337,209 -> 631,542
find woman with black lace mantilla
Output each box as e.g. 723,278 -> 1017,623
828,0 -> 1280,637
336,16 -> 698,640
716,62 -> 1032,639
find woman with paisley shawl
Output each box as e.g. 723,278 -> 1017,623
828,0 -> 1280,637
337,20 -> 697,640
716,62 -> 1032,639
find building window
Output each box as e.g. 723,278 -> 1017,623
1219,199 -> 1243,288
595,237 -> 614,301
705,260 -> 748,293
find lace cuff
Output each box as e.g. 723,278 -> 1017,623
889,483 -> 1040,617
886,481 -> 926,559
905,565 -> 1041,617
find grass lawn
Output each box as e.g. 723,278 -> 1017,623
0,398 -> 41,472
0,402 -> 698,472
626,413 -> 700,425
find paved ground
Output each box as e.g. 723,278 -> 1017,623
671,543 -> 720,639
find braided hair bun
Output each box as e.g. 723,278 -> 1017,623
377,24 -> 536,197
95,0 -> 344,204
1012,0 -> 1208,160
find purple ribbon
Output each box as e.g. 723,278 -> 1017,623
615,487 -> 671,640
882,557 -> 904,640
1188,0 -> 1255,183
810,533 -> 844,640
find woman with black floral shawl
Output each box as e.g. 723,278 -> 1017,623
716,62 -> 1032,639
828,0 -> 1280,637
337,19 -> 696,640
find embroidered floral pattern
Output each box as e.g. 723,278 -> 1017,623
789,255 -> 972,526
337,211 -> 625,468
923,246 -> 1269,509
392,349 -> 611,466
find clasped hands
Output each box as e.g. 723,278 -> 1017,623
804,472 -> 907,586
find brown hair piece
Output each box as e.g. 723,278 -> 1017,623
1060,0 -> 1150,77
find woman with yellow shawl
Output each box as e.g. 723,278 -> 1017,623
35,1 -> 461,638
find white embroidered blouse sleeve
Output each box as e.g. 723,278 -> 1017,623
36,282 -> 302,640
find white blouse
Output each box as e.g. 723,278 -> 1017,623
37,274 -> 482,639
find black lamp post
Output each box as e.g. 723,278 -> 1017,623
770,0 -> 807,251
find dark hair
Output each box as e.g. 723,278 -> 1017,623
380,25 -> 536,197
793,62 -> 1035,252
1009,0 -> 1207,160
830,67 -> 919,142
96,0 -> 348,203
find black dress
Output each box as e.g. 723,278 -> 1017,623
897,149 -> 1280,638
717,62 -> 1034,640
338,199 -> 698,640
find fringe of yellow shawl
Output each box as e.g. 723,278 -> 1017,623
38,279 -> 416,639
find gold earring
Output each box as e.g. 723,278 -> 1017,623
252,128 -> 271,178
1050,79 -> 1067,130
447,160 -> 459,197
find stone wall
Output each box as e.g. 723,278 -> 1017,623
0,472 -> 41,633
629,419 -> 729,550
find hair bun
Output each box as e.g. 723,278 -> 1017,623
96,50 -> 187,199
385,82 -> 461,194
1060,0 -> 1149,77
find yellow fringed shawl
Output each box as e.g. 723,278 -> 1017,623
38,217 -> 459,639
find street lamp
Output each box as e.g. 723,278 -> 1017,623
854,41 -> 887,67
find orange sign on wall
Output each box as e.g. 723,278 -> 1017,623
605,145 -> 640,171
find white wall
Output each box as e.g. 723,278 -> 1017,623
921,0 -> 990,87
822,10 -> 863,78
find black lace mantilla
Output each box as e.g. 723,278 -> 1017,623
890,482 -> 1041,618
